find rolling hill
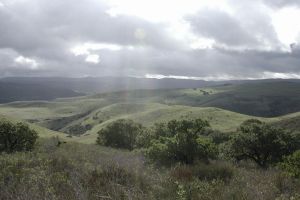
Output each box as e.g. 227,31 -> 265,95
1,80 -> 299,144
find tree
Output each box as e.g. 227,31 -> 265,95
97,119 -> 143,150
146,119 -> 217,165
229,119 -> 299,167
0,120 -> 38,153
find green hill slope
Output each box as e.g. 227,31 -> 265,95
0,81 -> 299,144
0,114 -> 71,141
271,112 -> 300,132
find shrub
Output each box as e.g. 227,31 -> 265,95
208,130 -> 230,144
280,150 -> 300,178
97,119 -> 144,150
192,162 -> 234,182
229,119 -> 299,167
145,119 -> 217,165
170,162 -> 234,182
0,120 -> 38,153
135,128 -> 155,149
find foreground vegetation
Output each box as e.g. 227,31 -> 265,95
0,82 -> 300,199
1,117 -> 300,200
1,138 -> 300,200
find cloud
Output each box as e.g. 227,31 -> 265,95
185,4 -> 281,50
0,0 -> 300,80
15,56 -> 39,69
186,9 -> 256,47
262,0 -> 300,8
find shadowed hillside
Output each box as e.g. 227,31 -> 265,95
0,82 -> 83,103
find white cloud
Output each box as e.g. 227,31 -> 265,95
71,42 -> 123,56
145,73 -> 241,81
71,42 -> 124,64
85,54 -> 100,64
271,6 -> 300,48
145,72 -> 300,81
262,71 -> 300,79
14,56 -> 39,69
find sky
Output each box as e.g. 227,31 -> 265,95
0,0 -> 300,80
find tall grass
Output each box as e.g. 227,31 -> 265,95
0,138 -> 299,200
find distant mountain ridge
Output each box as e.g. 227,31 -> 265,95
0,81 -> 83,103
0,77 -> 218,94
0,76 -> 300,104
1,76 -> 300,95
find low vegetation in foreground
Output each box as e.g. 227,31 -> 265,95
0,117 -> 300,200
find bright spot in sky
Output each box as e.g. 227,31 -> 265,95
71,43 -> 122,56
71,42 -> 124,64
262,72 -> 300,79
85,54 -> 100,64
272,7 -> 300,48
145,72 -> 300,80
14,56 -> 39,69
145,74 -> 238,81
134,28 -> 146,40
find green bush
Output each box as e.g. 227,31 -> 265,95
280,150 -> 300,178
229,119 -> 299,167
0,120 -> 38,153
145,119 -> 217,165
208,130 -> 230,144
135,128 -> 155,149
97,119 -> 144,150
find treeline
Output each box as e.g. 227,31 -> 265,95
97,118 -> 300,175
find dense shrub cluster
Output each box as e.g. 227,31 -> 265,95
228,119 -> 300,167
281,150 -> 300,178
97,118 -> 300,170
97,118 -> 217,165
0,120 -> 38,153
97,119 -> 143,150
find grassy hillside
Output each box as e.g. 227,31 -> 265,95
89,81 -> 300,117
0,101 -> 268,144
0,81 -> 299,144
0,114 -> 77,142
271,112 -> 300,132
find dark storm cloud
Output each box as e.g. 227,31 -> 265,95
186,9 -> 257,46
0,0 -> 300,79
185,6 -> 281,50
0,0 -> 182,55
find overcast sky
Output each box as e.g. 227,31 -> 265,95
0,0 -> 300,80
